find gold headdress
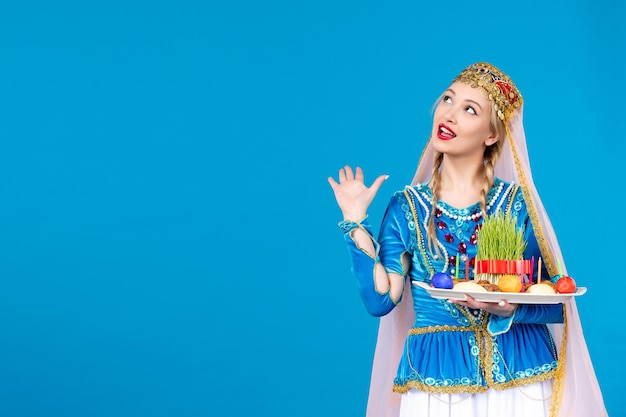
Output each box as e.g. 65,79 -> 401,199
454,62 -> 522,122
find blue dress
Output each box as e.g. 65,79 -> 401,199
343,178 -> 564,395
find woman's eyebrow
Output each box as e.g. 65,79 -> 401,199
445,88 -> 483,110
465,99 -> 483,111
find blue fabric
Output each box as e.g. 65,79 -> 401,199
343,220 -> 401,316
344,178 -> 565,392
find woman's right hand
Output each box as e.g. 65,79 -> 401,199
327,166 -> 388,221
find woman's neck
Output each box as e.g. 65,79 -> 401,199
436,161 -> 486,209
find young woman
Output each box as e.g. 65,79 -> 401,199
328,62 -> 607,417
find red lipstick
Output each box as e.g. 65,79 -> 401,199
437,123 -> 456,140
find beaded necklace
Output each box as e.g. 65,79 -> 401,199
406,179 -> 514,278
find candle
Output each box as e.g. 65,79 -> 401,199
557,259 -> 564,276
455,254 -> 460,280
465,256 -> 469,281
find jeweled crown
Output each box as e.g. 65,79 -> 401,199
454,62 -> 522,122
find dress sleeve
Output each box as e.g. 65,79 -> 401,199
488,303 -> 565,336
378,192 -> 413,276
342,193 -> 411,317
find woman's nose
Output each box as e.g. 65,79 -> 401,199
443,107 -> 457,123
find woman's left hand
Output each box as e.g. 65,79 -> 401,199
449,295 -> 517,318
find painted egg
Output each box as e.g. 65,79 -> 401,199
431,272 -> 454,289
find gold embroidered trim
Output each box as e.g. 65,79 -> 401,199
408,325 -> 476,335
403,189 -> 434,277
393,371 -> 555,395
549,305 -> 568,416
393,381 -> 488,395
504,185 -> 519,214
347,227 -> 377,260
454,62 -> 522,122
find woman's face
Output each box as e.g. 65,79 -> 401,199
431,81 -> 498,158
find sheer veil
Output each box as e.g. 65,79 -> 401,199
365,82 -> 607,417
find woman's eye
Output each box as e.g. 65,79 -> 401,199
442,95 -> 452,103
465,106 -> 476,115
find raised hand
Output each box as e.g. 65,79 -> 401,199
327,166 -> 388,221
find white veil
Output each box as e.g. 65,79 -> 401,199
365,79 -> 607,417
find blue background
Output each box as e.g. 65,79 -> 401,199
1,1 -> 624,416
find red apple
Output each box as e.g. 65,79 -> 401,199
555,276 -> 576,294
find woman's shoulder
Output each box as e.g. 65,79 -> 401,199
491,177 -> 522,199
490,177 -> 529,213
390,182 -> 431,204
381,183 -> 433,221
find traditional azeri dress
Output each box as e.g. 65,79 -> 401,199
343,62 -> 607,417
344,178 -> 562,401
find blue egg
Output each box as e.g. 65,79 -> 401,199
431,272 -> 454,289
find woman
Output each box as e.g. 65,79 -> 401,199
328,62 -> 606,417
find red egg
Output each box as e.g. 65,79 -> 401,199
555,276 -> 576,294
431,272 -> 454,289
